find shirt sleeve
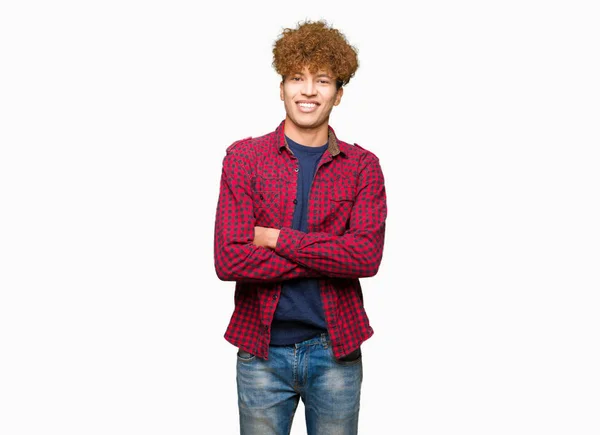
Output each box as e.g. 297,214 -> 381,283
274,153 -> 387,278
214,147 -> 324,282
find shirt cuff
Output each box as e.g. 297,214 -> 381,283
274,227 -> 303,261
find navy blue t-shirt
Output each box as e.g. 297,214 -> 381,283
269,136 -> 329,345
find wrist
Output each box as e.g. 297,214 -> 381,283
269,229 -> 281,249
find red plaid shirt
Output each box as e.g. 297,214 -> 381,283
214,120 -> 387,359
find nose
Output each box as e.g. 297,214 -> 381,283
301,80 -> 317,97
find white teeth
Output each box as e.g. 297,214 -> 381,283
299,103 -> 316,108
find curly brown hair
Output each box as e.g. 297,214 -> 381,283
272,20 -> 359,88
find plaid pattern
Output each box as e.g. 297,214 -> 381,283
214,120 -> 387,359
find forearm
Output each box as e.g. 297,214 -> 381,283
215,238 -> 322,282
273,225 -> 385,278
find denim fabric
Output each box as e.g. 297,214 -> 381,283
236,334 -> 362,435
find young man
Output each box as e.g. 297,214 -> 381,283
214,20 -> 387,435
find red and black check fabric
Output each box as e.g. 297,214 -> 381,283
214,120 -> 387,359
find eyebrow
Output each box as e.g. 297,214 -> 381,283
290,72 -> 333,78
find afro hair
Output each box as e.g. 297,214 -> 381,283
272,20 -> 359,87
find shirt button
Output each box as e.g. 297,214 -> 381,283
294,167 -> 299,172
273,294 -> 278,300
293,199 -> 298,204
260,194 -> 264,200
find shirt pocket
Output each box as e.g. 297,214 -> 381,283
252,176 -> 281,227
324,177 -> 356,234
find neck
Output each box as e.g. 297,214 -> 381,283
283,118 -> 329,147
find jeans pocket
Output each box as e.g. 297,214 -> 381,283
332,347 -> 362,366
237,349 -> 256,362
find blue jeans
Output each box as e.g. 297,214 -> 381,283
236,333 -> 362,435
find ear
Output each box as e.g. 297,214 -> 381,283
334,86 -> 344,106
280,81 -> 284,101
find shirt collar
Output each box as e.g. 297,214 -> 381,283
276,120 -> 345,157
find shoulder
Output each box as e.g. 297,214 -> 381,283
225,136 -> 252,153
339,140 -> 381,164
337,140 -> 384,185
221,130 -> 278,175
225,130 -> 277,156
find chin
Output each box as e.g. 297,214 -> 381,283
295,121 -> 320,130
293,115 -> 323,128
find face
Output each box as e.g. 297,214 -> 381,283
280,66 -> 343,133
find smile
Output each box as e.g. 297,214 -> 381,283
297,102 -> 319,113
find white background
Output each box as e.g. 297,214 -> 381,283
1,1 -> 599,434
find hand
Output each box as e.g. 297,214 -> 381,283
253,226 -> 280,249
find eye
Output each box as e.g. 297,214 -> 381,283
291,77 -> 302,81
318,79 -> 331,84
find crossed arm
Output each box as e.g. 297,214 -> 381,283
214,150 -> 387,282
